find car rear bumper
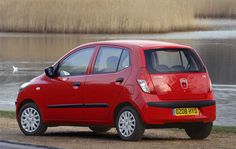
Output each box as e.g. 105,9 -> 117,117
143,100 -> 216,125
147,100 -> 215,108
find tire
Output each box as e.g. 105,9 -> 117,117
89,126 -> 111,133
18,102 -> 47,136
185,122 -> 213,139
116,106 -> 145,141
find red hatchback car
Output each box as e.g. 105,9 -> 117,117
16,40 -> 216,141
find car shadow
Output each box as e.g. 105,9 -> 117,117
45,131 -> 120,140
142,136 -> 190,141
44,131 -> 191,141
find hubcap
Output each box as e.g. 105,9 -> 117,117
118,111 -> 135,137
20,107 -> 40,132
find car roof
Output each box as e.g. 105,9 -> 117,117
80,40 -> 191,50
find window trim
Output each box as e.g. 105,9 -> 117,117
117,49 -> 131,72
92,46 -> 131,75
55,46 -> 96,77
116,50 -> 124,72
144,48 -> 206,74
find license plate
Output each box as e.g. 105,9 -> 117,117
173,108 -> 199,116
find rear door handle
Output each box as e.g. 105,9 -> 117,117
115,77 -> 124,83
73,82 -> 81,87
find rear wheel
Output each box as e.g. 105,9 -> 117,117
116,106 -> 145,141
89,126 -> 111,133
18,102 -> 47,136
185,122 -> 213,139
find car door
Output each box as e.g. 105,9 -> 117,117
83,46 -> 131,122
45,47 -> 96,122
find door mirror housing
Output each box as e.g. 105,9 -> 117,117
45,66 -> 57,78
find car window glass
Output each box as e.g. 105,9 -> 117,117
145,49 -> 205,73
158,51 -> 181,67
58,47 -> 95,76
94,47 -> 122,73
118,50 -> 130,71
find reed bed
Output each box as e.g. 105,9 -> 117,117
0,0 -> 195,33
0,0 -> 235,33
192,0 -> 236,18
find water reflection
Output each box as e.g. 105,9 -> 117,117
1,32 -> 236,84
0,27 -> 236,125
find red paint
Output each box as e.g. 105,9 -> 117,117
16,40 -> 216,127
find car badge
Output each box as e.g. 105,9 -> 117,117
180,78 -> 188,89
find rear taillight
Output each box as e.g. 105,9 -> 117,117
137,68 -> 156,94
209,79 -> 213,93
137,80 -> 150,93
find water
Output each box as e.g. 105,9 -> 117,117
0,19 -> 236,126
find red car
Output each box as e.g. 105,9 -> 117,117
16,40 -> 216,141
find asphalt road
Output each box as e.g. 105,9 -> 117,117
0,141 -> 52,149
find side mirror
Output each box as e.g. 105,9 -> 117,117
45,66 -> 56,78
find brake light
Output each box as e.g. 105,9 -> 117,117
137,68 -> 156,94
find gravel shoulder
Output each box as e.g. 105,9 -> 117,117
0,117 -> 236,149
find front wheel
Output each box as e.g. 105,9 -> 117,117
116,106 -> 145,141
18,102 -> 47,136
185,122 -> 213,139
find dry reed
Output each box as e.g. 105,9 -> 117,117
192,0 -> 236,18
0,0 -> 195,33
0,0 -> 235,33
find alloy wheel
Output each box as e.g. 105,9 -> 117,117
118,111 -> 136,137
20,107 -> 40,133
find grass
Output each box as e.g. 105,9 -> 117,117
212,126 -> 236,134
0,110 -> 15,119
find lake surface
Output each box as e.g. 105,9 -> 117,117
0,19 -> 235,126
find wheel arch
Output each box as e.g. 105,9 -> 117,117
17,99 -> 35,112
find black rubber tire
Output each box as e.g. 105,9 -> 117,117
115,106 -> 145,141
185,122 -> 213,139
89,126 -> 111,133
18,102 -> 47,136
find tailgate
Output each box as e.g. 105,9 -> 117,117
150,73 -> 210,100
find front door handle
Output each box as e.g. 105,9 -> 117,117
115,77 -> 124,83
73,82 -> 81,87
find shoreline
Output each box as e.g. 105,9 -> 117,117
0,18 -> 235,35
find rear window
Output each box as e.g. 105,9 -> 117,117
144,48 -> 205,73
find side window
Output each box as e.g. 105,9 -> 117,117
94,47 -> 123,73
118,50 -> 130,71
58,47 -> 95,76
